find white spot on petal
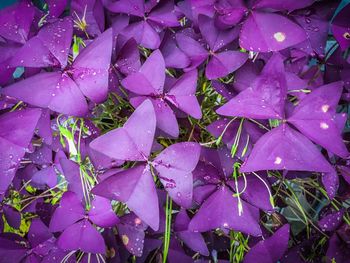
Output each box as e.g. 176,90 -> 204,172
273,32 -> 286,42
320,122 -> 329,129
274,157 -> 282,165
321,104 -> 329,113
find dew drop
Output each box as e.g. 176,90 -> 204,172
321,104 -> 329,113
122,235 -> 129,245
274,156 -> 282,165
273,32 -> 286,42
320,122 -> 329,129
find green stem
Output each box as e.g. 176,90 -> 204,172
163,194 -> 173,263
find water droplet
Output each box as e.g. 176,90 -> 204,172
321,104 -> 329,113
273,32 -> 286,42
274,156 -> 282,165
122,235 -> 129,245
320,122 -> 329,129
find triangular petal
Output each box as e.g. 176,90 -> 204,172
28,218 -> 53,248
92,164 -> 159,230
176,33 -> 208,70
240,11 -> 307,52
151,98 -> 179,138
0,108 -> 41,194
72,29 -> 113,103
1,72 -> 88,116
175,209 -> 209,256
59,159 -> 84,201
240,124 -> 333,173
253,0 -> 314,11
154,142 -> 200,208
57,219 -> 105,254
198,14 -> 239,51
117,213 -> 148,257
122,49 -> 165,95
217,53 -> 287,119
90,100 -> 156,161
49,191 -> 85,232
189,186 -> 261,236
167,70 -> 202,119
88,196 -> 120,228
0,2 -> 34,43
288,81 -> 349,157
115,38 -> 141,75
243,224 -> 290,263
206,51 -> 248,80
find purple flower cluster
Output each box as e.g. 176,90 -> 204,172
0,0 -> 349,262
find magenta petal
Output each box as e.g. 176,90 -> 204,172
31,166 -> 58,189
150,98 -> 179,138
236,174 -> 274,211
90,128 -> 143,161
0,108 -> 41,194
2,72 -> 88,116
137,49 -> 165,93
319,209 -> 344,232
72,29 -> 112,103
167,70 -> 202,119
331,4 -> 350,50
176,33 -> 208,70
288,81 -> 349,158
189,186 -> 261,236
57,219 -> 105,254
198,14 -> 239,52
123,99 -> 156,158
28,218 -> 52,248
243,224 -> 290,263
47,0 -> 68,18
10,37 -> 58,68
0,108 -> 42,149
168,238 -> 194,263
88,196 -> 119,228
175,209 -> 209,256
123,21 -> 161,49
3,205 -> 21,229
117,213 -> 148,257
217,53 -> 286,119
0,2 -> 35,44
122,49 -> 165,95
206,51 -> 248,80
240,124 -> 333,173
240,11 -> 307,52
36,109 -> 52,145
326,232 -> 350,262
193,184 -> 217,205
49,192 -> 84,232
115,38 -> 141,75
105,0 -> 145,16
37,17 -> 73,68
148,1 -> 180,27
295,14 -> 329,55
92,164 -> 160,230
321,167 -> 339,200
71,0 -> 105,37
59,159 -> 84,201
215,0 -> 246,28
90,99 -> 156,161
154,142 -> 200,208
160,32 -> 190,69
0,235 -> 28,261
253,0 -> 314,11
